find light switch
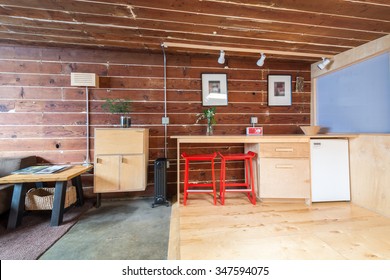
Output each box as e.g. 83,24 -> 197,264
250,117 -> 258,125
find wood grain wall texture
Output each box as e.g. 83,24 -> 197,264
0,45 -> 311,198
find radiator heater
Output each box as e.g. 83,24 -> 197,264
152,158 -> 170,208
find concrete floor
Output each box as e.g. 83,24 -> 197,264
40,197 -> 171,260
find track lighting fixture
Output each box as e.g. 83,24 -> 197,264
317,57 -> 331,70
218,50 -> 225,64
256,53 -> 266,67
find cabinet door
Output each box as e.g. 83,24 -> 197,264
260,158 -> 310,199
94,155 -> 120,193
119,155 -> 146,191
95,129 -> 146,154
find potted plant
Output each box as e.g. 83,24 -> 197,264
102,98 -> 132,127
196,107 -> 216,135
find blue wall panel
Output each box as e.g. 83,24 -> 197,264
316,52 -> 390,133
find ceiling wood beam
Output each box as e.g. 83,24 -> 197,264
163,42 -> 333,58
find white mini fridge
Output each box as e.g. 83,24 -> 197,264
310,139 -> 351,202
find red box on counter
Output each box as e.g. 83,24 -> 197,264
246,127 -> 263,136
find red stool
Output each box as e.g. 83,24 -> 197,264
218,151 -> 257,205
181,152 -> 217,206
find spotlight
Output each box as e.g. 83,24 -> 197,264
218,50 -> 225,64
256,53 -> 266,67
317,57 -> 331,70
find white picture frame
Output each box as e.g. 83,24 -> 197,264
268,75 -> 292,106
201,73 -> 228,106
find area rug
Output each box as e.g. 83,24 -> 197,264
40,198 -> 171,260
0,201 -> 93,260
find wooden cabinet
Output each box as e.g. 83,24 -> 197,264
259,142 -> 310,201
94,128 -> 149,193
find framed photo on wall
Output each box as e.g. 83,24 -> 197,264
201,73 -> 228,106
268,75 -> 292,106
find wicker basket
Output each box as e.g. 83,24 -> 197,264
25,186 -> 77,211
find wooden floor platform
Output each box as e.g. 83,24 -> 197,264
168,194 -> 390,260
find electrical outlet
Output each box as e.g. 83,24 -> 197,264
162,117 -> 169,124
250,116 -> 258,124
166,160 -> 170,168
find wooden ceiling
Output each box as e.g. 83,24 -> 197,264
0,0 -> 389,61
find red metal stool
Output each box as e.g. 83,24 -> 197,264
181,152 -> 217,206
218,151 -> 257,205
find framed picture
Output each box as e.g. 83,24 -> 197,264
268,75 -> 292,106
201,73 -> 228,106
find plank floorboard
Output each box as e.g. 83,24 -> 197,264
169,194 -> 390,260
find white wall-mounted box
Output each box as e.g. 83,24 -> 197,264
71,73 -> 99,87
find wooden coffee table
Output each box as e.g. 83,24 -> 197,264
0,165 -> 93,229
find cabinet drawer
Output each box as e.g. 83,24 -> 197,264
260,143 -> 309,158
95,129 -> 147,154
259,158 -> 310,198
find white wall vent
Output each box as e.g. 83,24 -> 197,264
71,72 -> 99,87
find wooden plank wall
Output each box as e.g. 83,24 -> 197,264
0,44 -> 311,198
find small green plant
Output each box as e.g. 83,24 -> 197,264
102,98 -> 131,113
196,107 -> 216,135
196,107 -> 216,125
